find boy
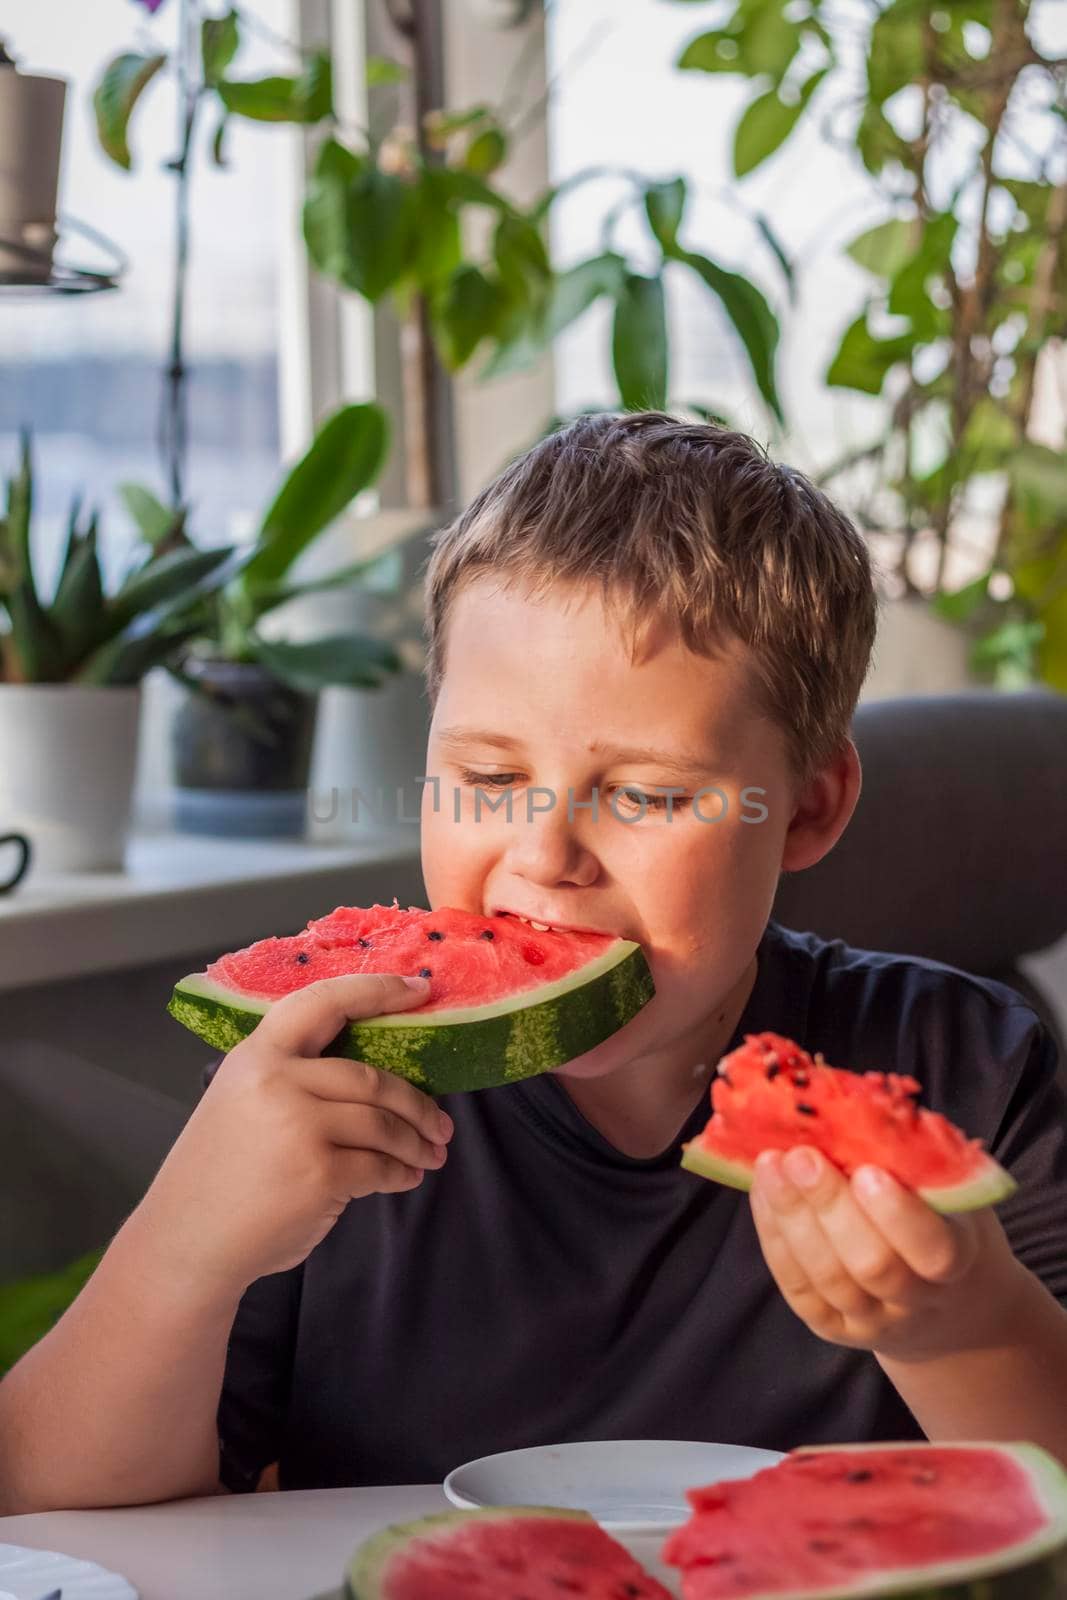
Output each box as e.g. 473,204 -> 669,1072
2,411 -> 1066,1513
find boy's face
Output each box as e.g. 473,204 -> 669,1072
422,576 -> 812,1081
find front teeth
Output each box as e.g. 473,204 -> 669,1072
529,920 -> 551,931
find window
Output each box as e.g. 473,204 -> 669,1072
0,0 -> 297,589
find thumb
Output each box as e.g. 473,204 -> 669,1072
257,972 -> 431,1058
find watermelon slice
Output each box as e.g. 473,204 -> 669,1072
680,1032 -> 1015,1214
346,1507 -> 674,1600
662,1440 -> 1067,1599
167,902 -> 655,1095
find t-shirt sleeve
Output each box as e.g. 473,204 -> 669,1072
197,1056 -> 303,1493
216,1264 -> 304,1493
987,1015 -> 1067,1307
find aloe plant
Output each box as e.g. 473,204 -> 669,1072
0,432 -> 235,686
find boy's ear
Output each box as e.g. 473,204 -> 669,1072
779,738 -> 862,874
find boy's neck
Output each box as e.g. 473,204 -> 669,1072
555,953 -> 759,1161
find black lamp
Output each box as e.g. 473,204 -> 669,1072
0,37 -> 125,296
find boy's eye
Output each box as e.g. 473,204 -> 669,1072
456,770 -> 689,817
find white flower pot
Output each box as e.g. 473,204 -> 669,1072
860,596 -> 976,702
0,685 -> 142,872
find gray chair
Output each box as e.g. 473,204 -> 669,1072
772,689 -> 1067,1065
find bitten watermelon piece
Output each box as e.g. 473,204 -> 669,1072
680,1032 -> 1015,1214
346,1507 -> 673,1600
662,1440 -> 1067,1599
167,902 -> 655,1095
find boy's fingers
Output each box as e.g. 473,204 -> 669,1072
318,1099 -> 448,1173
850,1167 -> 975,1284
256,973 -> 430,1058
774,1149 -> 915,1304
753,1154 -> 881,1319
297,1055 -> 452,1145
332,1148 -> 427,1198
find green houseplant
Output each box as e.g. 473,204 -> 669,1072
0,432 -> 238,870
139,401 -> 408,835
670,0 -> 1067,691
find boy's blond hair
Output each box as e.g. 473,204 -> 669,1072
423,411 -> 877,786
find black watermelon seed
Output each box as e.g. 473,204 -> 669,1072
427,930 -> 444,940
295,952 -> 309,964
796,1103 -> 818,1116
765,1063 -> 781,1080
793,1071 -> 810,1087
845,1469 -> 873,1483
479,929 -> 495,939
358,937 -> 371,948
418,967 -> 432,978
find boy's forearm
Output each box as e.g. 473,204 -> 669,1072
0,1210 -> 243,1513
876,1263 -> 1067,1469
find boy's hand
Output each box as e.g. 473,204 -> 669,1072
749,1146 -> 1020,1362
129,973 -> 453,1297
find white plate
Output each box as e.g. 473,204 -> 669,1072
443,1438 -> 783,1537
0,1542 -> 138,1600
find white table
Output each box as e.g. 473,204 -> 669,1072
0,1485 -> 448,1600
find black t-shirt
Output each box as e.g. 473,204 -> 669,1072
205,919 -> 1067,1493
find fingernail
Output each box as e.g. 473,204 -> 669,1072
784,1147 -> 821,1188
754,1150 -> 786,1192
402,975 -> 430,991
854,1165 -> 889,1197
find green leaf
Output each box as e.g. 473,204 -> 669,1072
1009,443 -> 1067,530
868,0 -> 925,105
108,545 -> 236,635
249,632 -> 402,694
0,1250 -> 104,1375
6,582 -> 67,681
846,217 -> 916,278
202,10 -> 239,88
411,168 -> 463,292
5,430 -> 33,594
612,272 -> 669,411
930,572 -> 991,624
753,212 -> 795,302
211,112 -> 230,167
433,266 -> 505,369
51,516 -> 105,664
303,140 -> 418,301
886,214 -> 957,336
118,484 -> 186,549
645,178 -> 687,253
463,127 -> 508,177
678,29 -> 749,75
218,50 -> 331,122
675,250 -> 783,422
366,56 -> 407,88
248,548 -> 406,619
826,312 -> 914,395
93,52 -> 167,171
244,403 -> 390,590
969,618 -> 1045,673
545,252 -> 627,341
733,70 -> 826,179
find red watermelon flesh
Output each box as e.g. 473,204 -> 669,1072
347,1508 -> 674,1599
680,1032 -> 1015,1214
662,1442 -> 1067,1598
205,902 -> 615,1015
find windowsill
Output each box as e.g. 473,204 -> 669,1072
0,826 -> 423,993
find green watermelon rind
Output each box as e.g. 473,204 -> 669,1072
703,1441 -> 1067,1600
168,938 -> 655,1095
344,1506 -> 594,1600
678,1135 -> 1018,1216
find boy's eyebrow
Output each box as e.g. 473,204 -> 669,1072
434,726 -> 715,779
